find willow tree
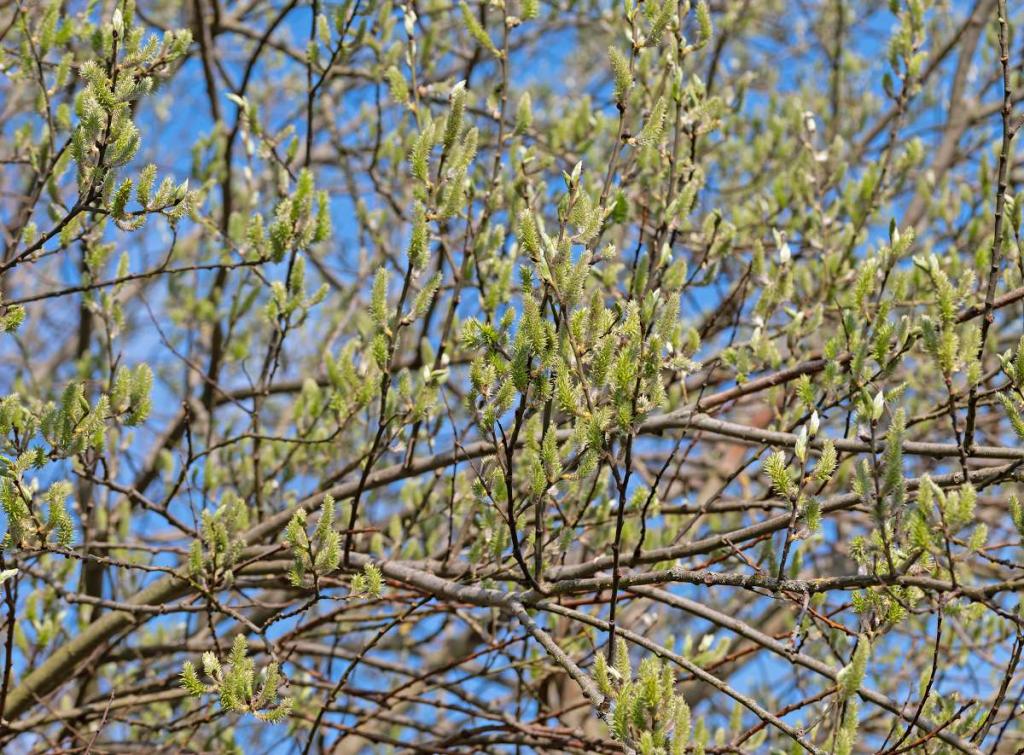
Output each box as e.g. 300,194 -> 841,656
1,0 -> 1024,752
